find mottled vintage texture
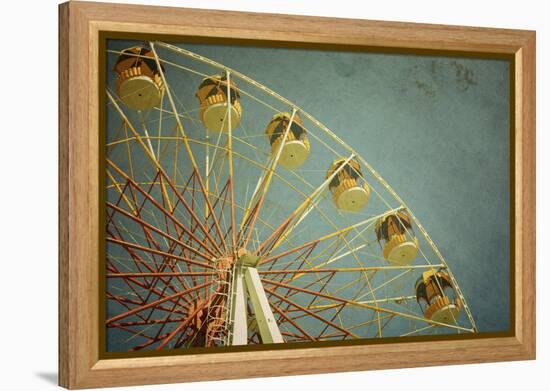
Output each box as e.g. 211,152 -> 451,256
106,40 -> 510,345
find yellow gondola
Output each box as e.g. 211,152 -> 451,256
415,270 -> 462,324
265,112 -> 310,169
196,74 -> 242,132
375,211 -> 418,265
326,158 -> 370,212
113,46 -> 164,111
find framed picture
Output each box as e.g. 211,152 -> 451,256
59,1 -> 536,389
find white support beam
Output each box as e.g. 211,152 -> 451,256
229,267 -> 248,346
244,267 -> 283,344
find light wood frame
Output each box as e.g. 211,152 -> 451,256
59,1 -> 536,389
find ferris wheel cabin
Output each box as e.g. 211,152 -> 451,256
265,112 -> 310,169
196,74 -> 242,133
114,46 -> 165,111
375,211 -> 419,265
326,159 -> 370,212
415,270 -> 462,324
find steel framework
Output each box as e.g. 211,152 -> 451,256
104,41 -> 477,352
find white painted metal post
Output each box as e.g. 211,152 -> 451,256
243,267 -> 283,344
229,266 -> 248,345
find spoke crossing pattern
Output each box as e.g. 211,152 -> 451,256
104,41 -> 477,352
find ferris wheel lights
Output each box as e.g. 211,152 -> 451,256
196,74 -> 242,132
375,211 -> 419,265
326,158 -> 370,212
265,112 -> 310,169
415,270 -> 462,324
114,46 -> 165,111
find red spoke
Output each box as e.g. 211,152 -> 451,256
156,298 -> 210,350
108,159 -> 223,256
269,301 -> 315,341
106,273 -> 191,308
106,293 -> 187,319
262,285 -> 355,338
107,280 -> 213,325
107,202 -> 213,262
107,237 -> 213,269
107,271 -> 215,278
107,230 -> 198,304
260,239 -> 320,266
131,331 -> 173,351
106,233 -> 191,306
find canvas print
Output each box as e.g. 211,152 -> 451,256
103,38 -> 511,354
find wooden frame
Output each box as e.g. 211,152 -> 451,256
59,1 -> 536,388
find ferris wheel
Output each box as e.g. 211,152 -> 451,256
104,41 -> 478,352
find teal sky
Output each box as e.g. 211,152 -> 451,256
105,39 -> 510,351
